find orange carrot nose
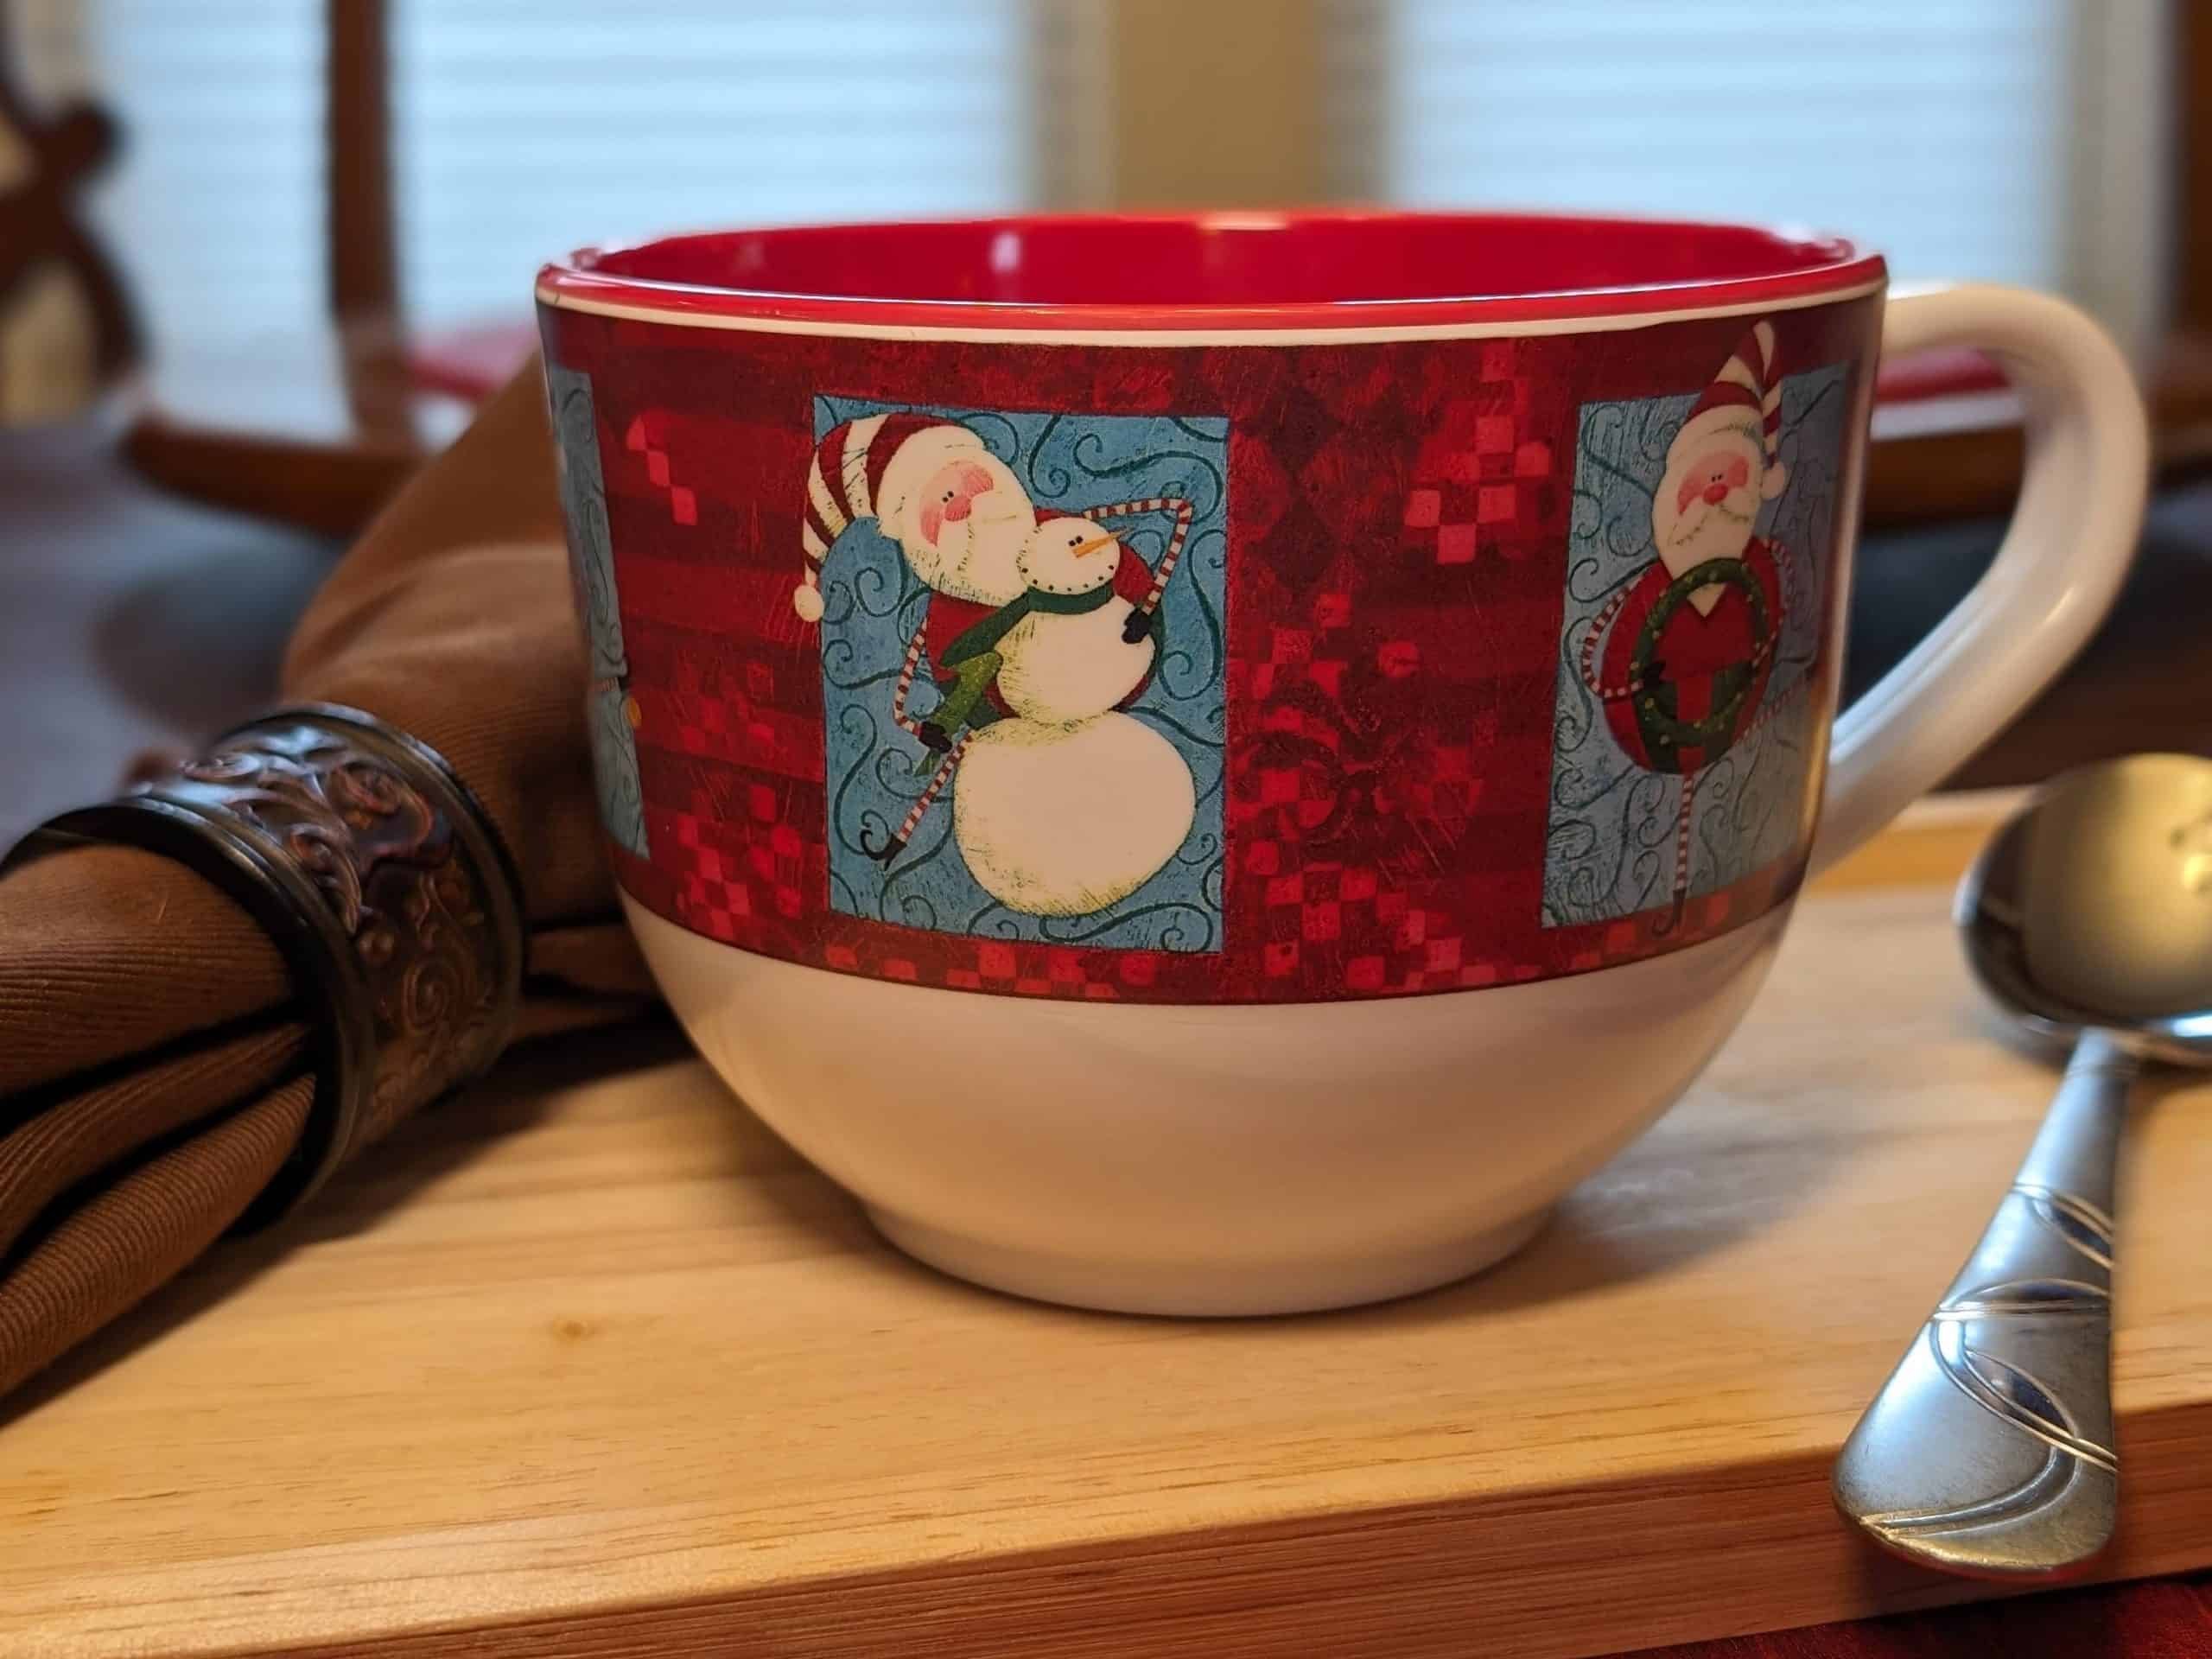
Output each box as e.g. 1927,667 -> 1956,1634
1071,533 -> 1119,558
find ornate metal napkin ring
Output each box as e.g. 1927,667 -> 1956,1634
1,703 -> 524,1224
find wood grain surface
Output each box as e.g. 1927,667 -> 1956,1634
4,800 -> 2211,1659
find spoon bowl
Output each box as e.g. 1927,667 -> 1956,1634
1834,753 -> 2212,1580
1960,753 -> 2212,1061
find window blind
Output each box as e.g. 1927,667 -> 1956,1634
391,0 -> 1043,327
1371,0 -> 2168,346
19,3 -> 2171,356
53,1 -> 327,353
33,1 -> 1047,353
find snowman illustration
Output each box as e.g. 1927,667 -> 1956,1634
944,512 -> 1196,916
792,410 -> 1196,913
929,510 -> 1166,736
1580,321 -> 1791,931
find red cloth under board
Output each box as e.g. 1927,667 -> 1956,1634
1622,1571 -> 2212,1657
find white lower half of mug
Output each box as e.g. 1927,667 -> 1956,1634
625,894 -> 1791,1315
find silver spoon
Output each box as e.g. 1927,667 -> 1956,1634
1832,753 -> 2212,1580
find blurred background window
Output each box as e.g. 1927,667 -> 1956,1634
3,0 -> 2175,362
390,0 -> 1054,327
11,0 -> 1077,353
1372,0 -> 2171,358
15,0 -> 327,353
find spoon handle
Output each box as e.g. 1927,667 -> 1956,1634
1833,1027 -> 2135,1578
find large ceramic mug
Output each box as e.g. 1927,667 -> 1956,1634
536,212 -> 2145,1314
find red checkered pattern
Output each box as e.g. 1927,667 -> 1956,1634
1401,343 -> 1560,568
545,300 -> 1879,1004
624,412 -> 699,525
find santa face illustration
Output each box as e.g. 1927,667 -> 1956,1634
1648,324 -> 1788,615
893,448 -> 1033,606
1652,423 -> 1760,582
1581,320 -> 1791,929
795,414 -> 1031,620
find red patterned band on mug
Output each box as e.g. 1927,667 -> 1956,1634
538,256 -> 1884,1006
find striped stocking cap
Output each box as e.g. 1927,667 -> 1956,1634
1668,319 -> 1787,500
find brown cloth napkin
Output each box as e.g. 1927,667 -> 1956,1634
0,363 -> 656,1399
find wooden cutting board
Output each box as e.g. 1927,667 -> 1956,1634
5,792 -> 2211,1659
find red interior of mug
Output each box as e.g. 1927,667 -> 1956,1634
539,210 -> 1884,331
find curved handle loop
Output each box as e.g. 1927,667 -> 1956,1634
1812,286 -> 2147,873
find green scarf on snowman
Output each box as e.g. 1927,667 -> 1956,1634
915,582 -> 1166,764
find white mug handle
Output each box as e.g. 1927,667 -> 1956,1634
1808,284 -> 2149,874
